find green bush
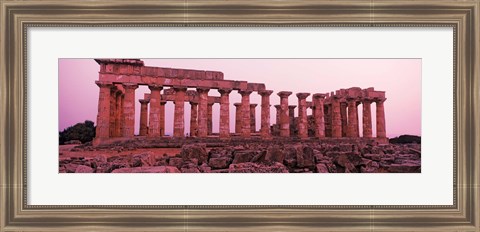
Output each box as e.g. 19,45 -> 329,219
59,120 -> 96,145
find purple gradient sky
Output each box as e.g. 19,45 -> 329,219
59,59 -> 421,138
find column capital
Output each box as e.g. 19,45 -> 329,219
258,90 -> 274,97
288,105 -> 297,110
362,97 -> 374,104
274,104 -> 281,109
312,93 -> 327,99
197,87 -> 210,93
173,86 -> 187,92
249,103 -> 258,108
148,85 -> 163,91
233,103 -> 242,107
374,97 -> 387,103
238,90 -> 253,96
208,102 -> 214,106
139,99 -> 150,104
95,81 -> 113,88
218,88 -> 233,95
123,83 -> 138,90
277,91 -> 292,98
160,100 -> 167,105
296,92 -> 310,99
190,101 -> 198,106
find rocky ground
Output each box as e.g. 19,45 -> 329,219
59,141 -> 420,173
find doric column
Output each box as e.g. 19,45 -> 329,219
331,96 -> 342,138
197,87 -> 210,137
346,97 -> 359,137
312,93 -> 326,138
340,102 -> 348,137
148,85 -> 163,137
277,91 -> 292,137
109,87 -> 118,137
207,103 -> 214,135
259,90 -> 273,137
249,104 -> 257,133
190,102 -> 198,137
121,83 -> 138,137
296,93 -> 310,139
288,105 -> 296,136
274,105 -> 281,125
376,98 -> 387,139
173,86 -> 187,138
159,100 -> 166,136
234,103 -> 242,133
218,88 -> 232,138
114,92 -> 124,137
362,98 -> 373,138
239,90 -> 253,137
95,81 -> 113,139
139,99 -> 150,136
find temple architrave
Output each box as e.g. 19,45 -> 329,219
93,59 -> 388,145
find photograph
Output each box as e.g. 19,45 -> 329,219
58,58 -> 421,173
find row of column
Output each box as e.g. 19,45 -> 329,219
273,92 -> 386,139
96,81 -> 274,139
96,82 -> 386,140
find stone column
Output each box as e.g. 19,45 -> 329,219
159,100 -> 166,136
312,93 -> 326,138
148,85 -> 163,136
277,91 -> 292,137
114,92 -> 124,137
331,96 -> 342,138
376,98 -> 387,139
274,105 -> 281,125
109,88 -> 117,137
173,86 -> 187,138
340,102 -> 348,137
139,99 -> 150,136
249,104 -> 257,133
259,90 -> 273,137
218,88 -> 232,138
95,81 -> 113,139
296,93 -> 310,139
197,88 -> 210,137
207,103 -> 214,135
346,97 -> 359,138
190,102 -> 198,137
288,105 -> 296,136
234,103 -> 242,134
121,83 -> 138,137
362,98 -> 373,138
239,90 -> 253,137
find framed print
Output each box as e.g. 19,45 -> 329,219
1,0 -> 479,231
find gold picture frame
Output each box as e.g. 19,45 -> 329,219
1,0 -> 478,231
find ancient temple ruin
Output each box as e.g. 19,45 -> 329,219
93,59 -> 388,145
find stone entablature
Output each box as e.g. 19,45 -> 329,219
93,59 -> 388,145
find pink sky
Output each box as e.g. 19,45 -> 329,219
59,59 -> 421,138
